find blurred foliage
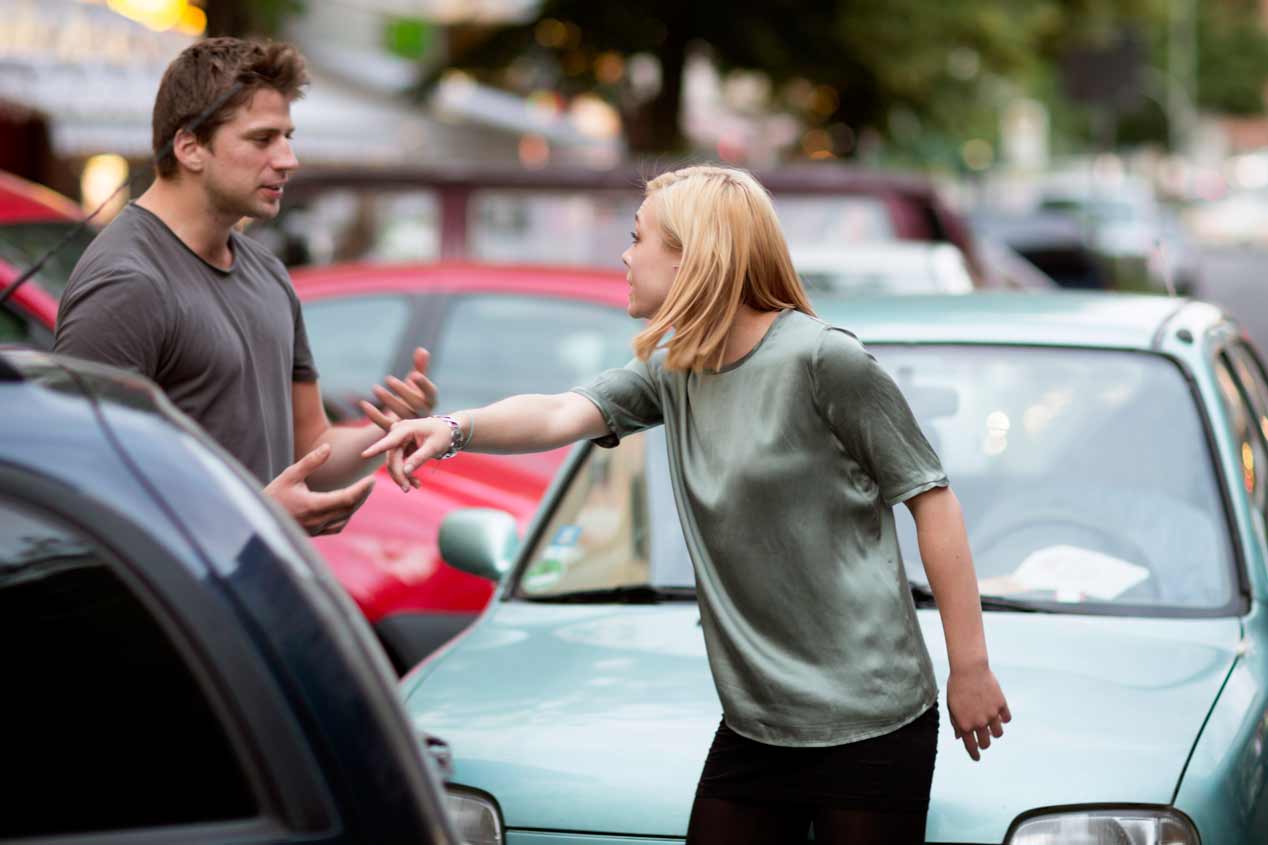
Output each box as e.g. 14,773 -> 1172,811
205,0 -> 305,38
422,0 -> 1182,160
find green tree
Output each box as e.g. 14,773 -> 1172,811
421,0 -> 1169,157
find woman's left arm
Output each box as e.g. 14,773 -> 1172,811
906,485 -> 1011,762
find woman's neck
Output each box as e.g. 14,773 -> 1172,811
719,305 -> 783,368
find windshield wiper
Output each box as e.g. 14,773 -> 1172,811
910,581 -> 1054,613
521,585 -> 697,604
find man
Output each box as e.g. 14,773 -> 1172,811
55,37 -> 432,536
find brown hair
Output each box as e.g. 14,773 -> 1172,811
632,165 -> 815,372
151,37 -> 309,179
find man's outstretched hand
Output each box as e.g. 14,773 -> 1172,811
364,347 -> 438,432
265,443 -> 376,535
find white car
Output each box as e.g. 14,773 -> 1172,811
791,240 -> 975,296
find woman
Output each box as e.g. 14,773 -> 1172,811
363,165 -> 1009,844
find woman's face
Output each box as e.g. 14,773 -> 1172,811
621,198 -> 679,320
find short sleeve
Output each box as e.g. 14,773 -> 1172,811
288,286 -> 318,383
54,268 -> 170,378
571,356 -> 663,448
812,327 -> 948,506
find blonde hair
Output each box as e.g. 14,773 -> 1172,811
632,165 -> 815,371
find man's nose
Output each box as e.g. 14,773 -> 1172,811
274,138 -> 299,172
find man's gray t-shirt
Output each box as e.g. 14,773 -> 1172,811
573,309 -> 945,747
54,203 -> 317,483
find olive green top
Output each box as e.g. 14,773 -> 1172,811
573,309 -> 945,747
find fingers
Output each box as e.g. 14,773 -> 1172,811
961,731 -> 981,762
406,372 -> 439,415
359,400 -> 398,432
412,346 -> 431,374
389,446 -> 409,492
305,476 -> 376,522
974,724 -> 992,751
1000,702 -> 1013,723
373,384 -> 415,420
989,716 -> 1005,738
284,443 -> 331,481
361,424 -> 414,459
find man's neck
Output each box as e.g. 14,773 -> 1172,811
135,179 -> 238,270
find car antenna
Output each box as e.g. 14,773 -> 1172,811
0,81 -> 245,307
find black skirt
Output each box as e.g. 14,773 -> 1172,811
694,705 -> 939,812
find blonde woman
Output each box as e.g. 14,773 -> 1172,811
363,165 -> 1009,844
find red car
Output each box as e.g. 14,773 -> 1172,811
0,170 -> 94,346
293,262 -> 636,671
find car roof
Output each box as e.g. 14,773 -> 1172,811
0,170 -> 83,224
290,260 -> 630,305
817,291 -> 1222,350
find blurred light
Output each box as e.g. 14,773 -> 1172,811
717,134 -> 745,163
518,134 -> 550,169
962,139 -> 994,171
986,410 -> 1011,432
1234,154 -> 1268,190
811,84 -> 839,117
1260,415 -> 1268,445
594,51 -> 624,85
527,89 -> 563,119
983,432 -> 1008,457
829,123 -> 856,155
569,94 -> 621,139
802,128 -> 831,157
1092,153 -> 1124,184
439,69 -> 476,98
534,18 -> 567,48
947,47 -> 980,80
564,22 -> 582,49
81,154 -> 129,223
107,0 -> 187,32
175,3 -> 206,36
1244,441 -> 1256,494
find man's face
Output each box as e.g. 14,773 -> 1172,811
201,88 -> 298,220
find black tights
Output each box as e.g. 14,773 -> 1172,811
686,796 -> 928,845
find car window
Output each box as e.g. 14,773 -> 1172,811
0,496 -> 259,839
469,190 -> 641,269
774,195 -> 895,248
429,294 -> 636,413
1207,347 -> 1268,512
512,346 -> 1236,614
301,294 -> 412,406
0,305 -> 32,343
0,222 -> 97,300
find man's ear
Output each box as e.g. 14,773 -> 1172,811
171,128 -> 206,174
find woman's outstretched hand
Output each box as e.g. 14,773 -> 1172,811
946,662 -> 1011,762
359,416 -> 454,493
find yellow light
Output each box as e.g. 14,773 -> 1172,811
81,154 -> 129,223
175,4 -> 206,36
1243,442 -> 1256,494
535,18 -> 567,48
518,134 -> 550,169
594,51 -> 625,85
107,0 -> 189,32
962,138 -> 994,171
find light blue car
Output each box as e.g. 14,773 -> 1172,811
403,293 -> 1268,844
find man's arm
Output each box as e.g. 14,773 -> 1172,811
906,486 -> 1011,762
291,347 -> 439,492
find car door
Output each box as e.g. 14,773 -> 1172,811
426,292 -> 636,413
0,478 -> 329,844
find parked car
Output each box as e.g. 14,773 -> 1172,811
406,292 -> 1268,843
972,210 -> 1110,290
251,163 -> 986,281
0,346 -> 459,844
0,169 -> 94,348
791,241 -> 975,296
292,261 -> 638,672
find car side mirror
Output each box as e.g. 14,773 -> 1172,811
438,508 -> 519,581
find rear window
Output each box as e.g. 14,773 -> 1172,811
0,222 -> 97,300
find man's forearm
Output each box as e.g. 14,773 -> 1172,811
306,424 -> 385,491
910,487 -> 990,671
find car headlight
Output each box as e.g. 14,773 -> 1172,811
445,787 -> 503,845
1007,806 -> 1198,845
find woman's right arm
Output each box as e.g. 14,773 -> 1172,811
360,392 -> 609,491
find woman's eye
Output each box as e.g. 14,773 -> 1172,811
629,231 -> 639,242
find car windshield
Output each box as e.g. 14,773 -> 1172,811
0,222 -> 97,300
513,345 -> 1235,614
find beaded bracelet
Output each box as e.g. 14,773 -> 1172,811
433,414 -> 464,460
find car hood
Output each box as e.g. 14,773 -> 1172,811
403,603 -> 1241,842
